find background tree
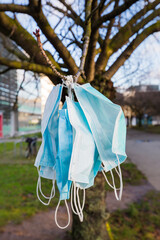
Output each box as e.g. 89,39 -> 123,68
0,0 -> 160,239
116,90 -> 160,127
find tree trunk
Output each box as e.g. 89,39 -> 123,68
72,173 -> 109,240
138,115 -> 142,127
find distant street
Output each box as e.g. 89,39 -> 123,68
126,129 -> 160,191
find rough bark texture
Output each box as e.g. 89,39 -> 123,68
72,173 -> 109,240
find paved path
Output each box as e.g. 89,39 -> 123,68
126,129 -> 160,191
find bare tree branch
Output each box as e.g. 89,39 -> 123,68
0,12 -> 59,68
103,21 -> 160,80
0,67 -> 12,74
109,0 -> 160,54
30,2 -> 78,74
33,29 -> 67,81
74,0 -> 92,82
96,0 -> 119,72
93,0 -> 139,30
0,55 -> 56,76
0,3 -> 30,13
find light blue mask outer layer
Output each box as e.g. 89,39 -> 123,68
66,97 -> 101,189
74,83 -> 127,172
34,84 -> 62,180
56,108 -> 73,200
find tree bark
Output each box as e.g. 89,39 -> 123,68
72,173 -> 109,240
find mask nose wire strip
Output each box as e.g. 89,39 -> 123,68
36,168 -> 55,205
55,199 -> 70,229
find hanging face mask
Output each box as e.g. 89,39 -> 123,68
34,84 -> 62,205
66,96 -> 99,187
66,96 -> 101,222
74,83 -> 127,200
74,83 -> 127,169
56,108 -> 73,201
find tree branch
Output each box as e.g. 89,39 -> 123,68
30,3 -> 78,74
0,55 -> 57,76
33,29 -> 67,81
103,21 -> 160,80
109,0 -> 160,54
74,0 -> 92,82
95,0 -> 119,72
46,1 -> 84,27
0,12 -> 59,69
0,67 -> 12,74
0,3 -> 30,13
93,0 -> 139,30
85,0 -> 99,82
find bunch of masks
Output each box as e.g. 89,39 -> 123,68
34,81 -> 127,229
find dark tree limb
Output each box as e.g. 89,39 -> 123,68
30,4 -> 78,74
74,0 -> 92,82
93,0 -> 139,30
0,12 -> 59,69
0,3 -> 30,13
109,0 -> 160,54
103,21 -> 160,80
95,0 -> 119,72
0,55 -> 56,76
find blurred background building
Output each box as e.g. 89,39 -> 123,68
0,33 -> 52,138
116,84 -> 160,127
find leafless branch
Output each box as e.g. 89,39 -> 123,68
33,29 -> 67,81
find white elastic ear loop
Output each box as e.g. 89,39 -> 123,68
55,199 -> 70,229
37,168 -> 55,200
101,169 -> 120,190
36,168 -> 55,205
70,182 -> 84,222
115,154 -> 123,200
101,157 -> 123,201
77,187 -> 85,212
109,155 -> 123,201
36,177 -> 55,205
76,187 -> 85,222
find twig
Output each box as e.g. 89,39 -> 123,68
33,29 -> 67,81
74,0 -> 92,82
0,67 -> 12,74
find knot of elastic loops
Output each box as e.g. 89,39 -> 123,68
62,75 -> 74,88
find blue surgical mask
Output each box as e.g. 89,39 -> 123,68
35,84 -> 62,205
74,83 -> 127,200
56,108 -> 73,201
66,97 -> 99,187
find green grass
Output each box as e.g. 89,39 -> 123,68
133,125 -> 160,134
0,162 -> 59,229
0,142 -> 147,231
0,141 -> 41,163
105,160 -> 146,191
109,191 -> 160,240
